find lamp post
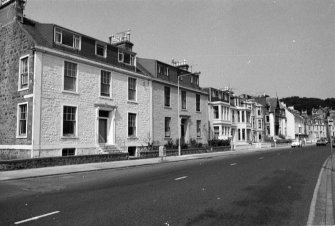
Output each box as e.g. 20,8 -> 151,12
177,72 -> 193,156
328,119 -> 333,171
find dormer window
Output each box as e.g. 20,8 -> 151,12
118,50 -> 135,66
54,27 -> 81,50
96,42 -> 107,58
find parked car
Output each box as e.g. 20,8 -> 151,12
291,139 -> 302,148
316,138 -> 327,146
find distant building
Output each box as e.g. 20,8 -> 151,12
284,107 -> 306,140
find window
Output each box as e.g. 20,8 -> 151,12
214,126 -> 219,139
165,67 -> 169,76
258,109 -> 261,116
96,43 -> 106,57
197,120 -> 201,137
63,106 -> 77,136
54,28 -> 81,50
165,117 -> 171,137
128,77 -> 136,101
62,148 -> 75,156
128,113 -> 136,137
181,91 -> 186,110
64,61 -> 77,92
194,77 -> 199,86
118,50 -> 134,65
213,106 -> 219,119
19,56 -> 29,90
158,65 -> 162,74
266,115 -> 269,123
100,70 -> 111,97
196,94 -> 201,112
241,111 -> 245,122
17,103 -> 27,137
258,119 -> 262,129
238,129 -> 241,140
164,87 -> 170,107
242,129 -> 245,140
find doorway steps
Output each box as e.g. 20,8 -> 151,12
99,144 -> 121,154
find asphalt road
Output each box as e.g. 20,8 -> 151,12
0,145 -> 330,226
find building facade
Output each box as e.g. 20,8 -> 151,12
137,58 -> 208,146
0,0 -> 152,159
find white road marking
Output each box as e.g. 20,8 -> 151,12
259,157 -> 264,160
174,176 -> 188,181
230,163 -> 237,166
14,211 -> 60,225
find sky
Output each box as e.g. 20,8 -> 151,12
24,0 -> 335,99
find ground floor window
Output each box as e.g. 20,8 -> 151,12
62,148 -> 75,156
242,129 -> 245,140
128,113 -> 136,137
63,106 -> 77,136
165,117 -> 171,137
214,126 -> 219,139
128,146 -> 136,156
197,120 -> 201,137
17,103 -> 28,137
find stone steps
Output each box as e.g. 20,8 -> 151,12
99,144 -> 121,153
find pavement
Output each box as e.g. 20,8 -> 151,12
0,143 -> 333,225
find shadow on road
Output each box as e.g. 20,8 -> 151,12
186,169 -> 306,226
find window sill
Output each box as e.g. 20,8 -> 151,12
99,96 -> 113,100
62,90 -> 79,95
61,136 -> 79,139
127,101 -> 138,105
164,137 -> 172,140
181,109 -> 187,112
127,136 -> 138,140
196,137 -> 202,139
16,135 -> 27,139
95,54 -> 107,58
18,87 -> 29,92
164,106 -> 172,110
196,110 -> 201,113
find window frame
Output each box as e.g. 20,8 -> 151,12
62,148 -> 76,156
61,104 -> 78,138
213,106 -> 219,119
63,61 -> 78,93
128,112 -> 137,137
128,77 -> 137,101
181,90 -> 187,110
100,70 -> 112,98
197,120 -> 201,137
54,27 -> 81,50
196,94 -> 201,112
165,117 -> 171,137
18,55 -> 29,91
16,102 -> 28,138
95,42 -> 107,58
164,86 -> 171,107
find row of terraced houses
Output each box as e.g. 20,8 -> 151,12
1,1 -> 334,160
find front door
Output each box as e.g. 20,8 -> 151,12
99,118 -> 108,143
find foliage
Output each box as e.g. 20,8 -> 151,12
208,139 -> 230,147
275,139 -> 292,144
280,96 -> 335,114
189,138 -> 203,148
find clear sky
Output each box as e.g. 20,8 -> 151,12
24,0 -> 335,99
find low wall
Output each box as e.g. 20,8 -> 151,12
0,152 -> 129,171
139,146 -> 231,159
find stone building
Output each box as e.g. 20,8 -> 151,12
0,0 -> 152,159
137,58 -> 208,146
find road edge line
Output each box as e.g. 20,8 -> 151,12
306,157 -> 329,226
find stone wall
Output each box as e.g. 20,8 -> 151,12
0,20 -> 34,146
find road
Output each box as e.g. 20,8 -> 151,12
0,145 -> 330,226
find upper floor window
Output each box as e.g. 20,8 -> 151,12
17,103 -> 28,137
196,94 -> 201,111
181,91 -> 187,110
64,61 -> 77,92
19,56 -> 29,90
100,70 -> 111,97
257,109 -> 261,116
258,119 -> 262,129
54,28 -> 81,50
213,106 -> 219,119
128,77 -> 136,101
266,115 -> 269,122
164,87 -> 170,107
96,43 -> 107,58
119,50 -> 135,65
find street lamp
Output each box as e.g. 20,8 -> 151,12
177,72 -> 193,156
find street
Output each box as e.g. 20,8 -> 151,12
0,146 -> 330,226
